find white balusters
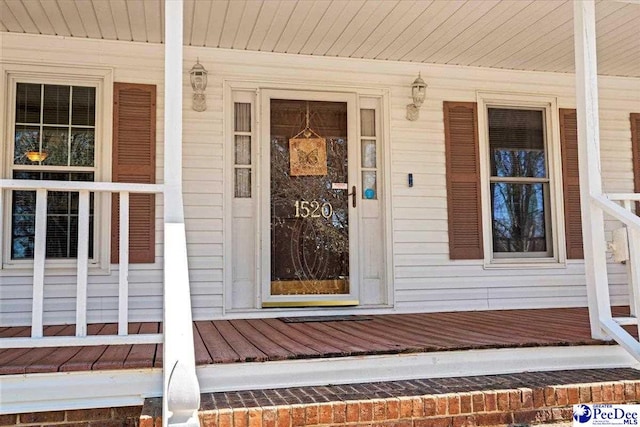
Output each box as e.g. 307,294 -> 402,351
118,191 -> 130,336
0,180 -> 163,349
31,189 -> 48,338
76,190 -> 90,337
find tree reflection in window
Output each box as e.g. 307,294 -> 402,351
488,108 -> 551,256
270,100 -> 349,294
491,183 -> 547,252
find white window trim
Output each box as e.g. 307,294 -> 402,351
0,63 -> 114,275
476,91 -> 567,269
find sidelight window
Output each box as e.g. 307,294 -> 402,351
233,102 -> 252,198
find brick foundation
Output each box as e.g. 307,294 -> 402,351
140,369 -> 640,427
4,370 -> 639,427
142,384 -> 637,427
0,406 -> 142,427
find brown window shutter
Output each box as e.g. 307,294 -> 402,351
444,101 -> 483,259
631,113 -> 640,214
559,108 -> 584,259
111,83 -> 156,263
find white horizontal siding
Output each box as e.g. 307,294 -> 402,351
1,34 -> 639,325
195,47 -> 639,316
178,42 -> 225,320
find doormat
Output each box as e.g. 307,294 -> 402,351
279,315 -> 372,323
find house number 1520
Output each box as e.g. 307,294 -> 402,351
294,200 -> 333,219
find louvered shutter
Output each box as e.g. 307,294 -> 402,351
559,108 -> 584,259
444,102 -> 484,259
631,113 -> 640,214
111,83 -> 156,263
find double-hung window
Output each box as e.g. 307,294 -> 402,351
474,92 -> 564,265
10,82 -> 97,260
488,107 -> 552,258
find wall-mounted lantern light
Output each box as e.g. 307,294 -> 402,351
190,59 -> 208,112
406,73 -> 427,121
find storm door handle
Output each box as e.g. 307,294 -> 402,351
349,186 -> 357,208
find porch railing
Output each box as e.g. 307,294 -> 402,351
0,179 -> 164,349
592,192 -> 640,358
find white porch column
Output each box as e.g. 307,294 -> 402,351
573,0 -> 612,340
163,0 -> 201,425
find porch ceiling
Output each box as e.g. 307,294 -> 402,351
1,0 -> 639,78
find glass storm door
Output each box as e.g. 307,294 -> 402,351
262,95 -> 359,307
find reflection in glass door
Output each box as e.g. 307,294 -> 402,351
269,99 -> 353,301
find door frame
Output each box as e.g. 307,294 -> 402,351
259,89 -> 360,307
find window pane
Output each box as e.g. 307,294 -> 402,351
362,171 -> 377,200
15,83 -> 41,124
71,86 -> 96,126
47,191 -> 69,214
70,172 -> 94,181
489,108 -> 545,178
12,215 -> 35,259
491,149 -> 546,178
489,108 -> 544,149
14,125 -> 41,165
43,85 -> 70,125
235,168 -> 251,198
46,215 -> 69,257
11,180 -> 37,260
13,171 -> 40,180
12,190 -> 36,215
361,139 -> 376,168
234,103 -> 251,132
491,183 -> 549,253
361,109 -> 375,137
42,171 -> 73,181
42,127 -> 69,166
70,128 -> 95,166
235,135 -> 251,165
11,172 -> 95,260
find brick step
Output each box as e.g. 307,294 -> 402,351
141,368 -> 640,427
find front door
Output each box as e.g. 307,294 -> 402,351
261,92 -> 359,307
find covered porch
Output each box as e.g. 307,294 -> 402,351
0,307 -> 635,374
1,0 -> 640,424
1,307 -> 637,414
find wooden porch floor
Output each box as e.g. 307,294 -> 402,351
0,307 -> 630,376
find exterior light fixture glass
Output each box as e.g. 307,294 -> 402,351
190,59 -> 208,112
406,73 -> 427,121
